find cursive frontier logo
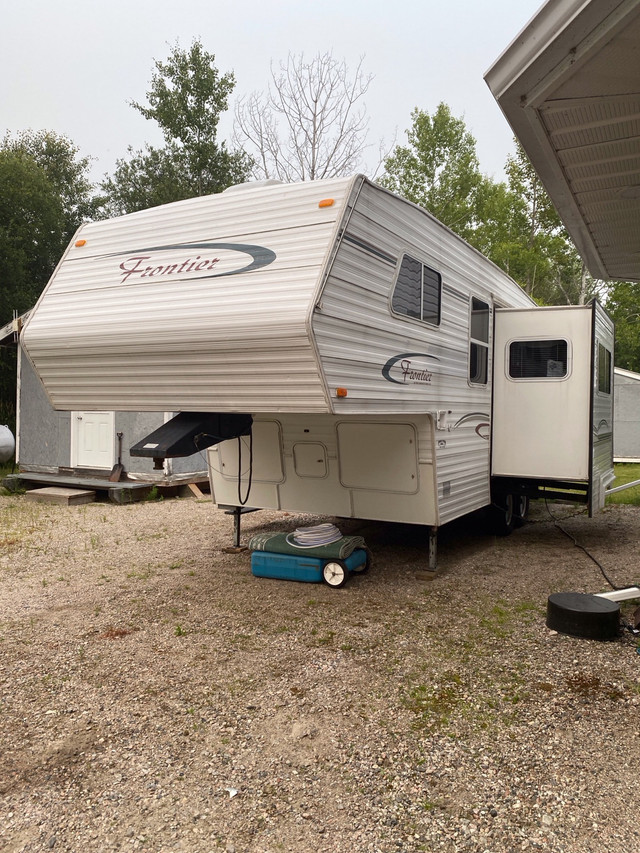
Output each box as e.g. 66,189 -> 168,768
381,352 -> 440,385
120,253 -> 221,283
97,241 -> 277,285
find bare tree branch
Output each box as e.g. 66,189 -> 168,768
234,52 -> 378,182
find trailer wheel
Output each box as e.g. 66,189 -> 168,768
351,547 -> 372,574
323,560 -> 348,588
491,493 -> 516,536
514,495 -> 529,527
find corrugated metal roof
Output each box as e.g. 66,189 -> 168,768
485,0 -> 640,282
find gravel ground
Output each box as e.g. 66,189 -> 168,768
1,491 -> 640,853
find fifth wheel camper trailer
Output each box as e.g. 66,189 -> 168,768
20,175 -> 614,568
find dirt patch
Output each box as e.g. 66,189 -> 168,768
1,494 -> 640,852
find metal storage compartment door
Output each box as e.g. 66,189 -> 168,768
491,306 -> 592,480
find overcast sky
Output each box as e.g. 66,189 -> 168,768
1,0 -> 545,185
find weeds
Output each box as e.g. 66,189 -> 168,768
100,626 -> 136,639
565,673 -> 625,701
403,670 -> 466,728
126,568 -> 155,580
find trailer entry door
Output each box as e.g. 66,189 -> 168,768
491,302 -> 614,515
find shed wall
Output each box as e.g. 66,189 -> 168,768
18,350 -> 70,470
614,368 -> 640,460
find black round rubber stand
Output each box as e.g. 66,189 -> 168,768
546,592 -> 620,640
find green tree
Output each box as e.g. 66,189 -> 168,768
466,176 -> 522,268
380,103 -> 483,240
605,280 -> 640,371
99,145 -> 192,215
0,130 -> 97,432
2,129 -> 99,229
380,109 -> 604,307
102,40 -> 250,214
501,142 -> 602,305
0,131 -> 97,324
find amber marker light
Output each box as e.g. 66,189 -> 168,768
336,387 -> 348,397
75,239 -> 87,247
318,198 -> 335,208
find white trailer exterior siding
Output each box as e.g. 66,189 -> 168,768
590,300 -> 616,511
492,307 -> 593,480
312,180 -> 533,523
22,178 -> 360,413
209,413 -> 438,525
23,176 -> 533,423
22,174 -> 610,536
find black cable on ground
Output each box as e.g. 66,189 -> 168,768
544,497 -> 621,591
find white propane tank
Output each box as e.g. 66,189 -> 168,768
0,425 -> 15,463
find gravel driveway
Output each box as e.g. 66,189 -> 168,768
1,492 -> 640,853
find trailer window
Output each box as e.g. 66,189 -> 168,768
509,339 -> 568,379
469,298 -> 489,384
391,255 -> 441,325
598,343 -> 611,394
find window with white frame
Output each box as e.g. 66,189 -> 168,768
469,297 -> 489,384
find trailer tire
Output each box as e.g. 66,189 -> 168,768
514,495 -> 529,527
323,560 -> 348,588
491,493 -> 516,536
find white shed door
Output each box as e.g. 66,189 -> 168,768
71,411 -> 115,469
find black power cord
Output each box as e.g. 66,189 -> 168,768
236,431 -> 253,506
544,498 -> 621,591
193,430 -> 254,506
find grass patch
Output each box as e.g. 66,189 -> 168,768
0,499 -> 49,551
403,670 -> 467,728
0,460 -> 15,479
607,463 -> 640,506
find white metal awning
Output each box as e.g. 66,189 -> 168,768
485,0 -> 640,282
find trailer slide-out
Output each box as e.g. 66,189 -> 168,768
21,175 -> 615,569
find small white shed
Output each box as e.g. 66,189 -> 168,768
614,367 -> 640,462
